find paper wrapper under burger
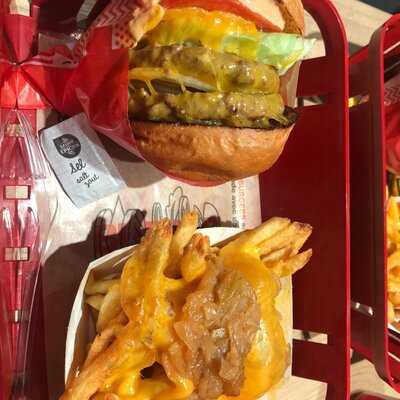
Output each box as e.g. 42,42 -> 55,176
65,228 -> 293,399
25,0 -> 302,185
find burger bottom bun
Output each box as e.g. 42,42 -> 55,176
132,120 -> 295,183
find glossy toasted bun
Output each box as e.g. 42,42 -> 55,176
160,0 -> 305,34
132,121 -> 294,183
239,0 -> 305,34
279,0 -> 305,35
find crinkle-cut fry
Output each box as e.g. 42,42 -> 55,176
180,234 -> 210,282
86,295 -> 105,311
61,323 -> 155,400
165,212 -> 198,277
264,249 -> 313,278
258,222 -> 313,256
97,284 -> 122,333
388,250 -> 400,271
85,274 -> 120,295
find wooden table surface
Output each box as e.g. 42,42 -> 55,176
290,1 -> 395,399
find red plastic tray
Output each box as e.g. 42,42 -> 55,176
261,0 -> 350,397
0,0 -> 350,398
350,14 -> 400,392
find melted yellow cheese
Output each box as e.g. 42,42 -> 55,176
219,236 -> 288,399
144,8 -> 260,61
153,377 -> 194,400
94,227 -> 287,400
115,246 -> 195,399
121,248 -> 186,350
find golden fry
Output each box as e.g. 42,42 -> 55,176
121,220 -> 178,348
388,279 -> 400,293
62,323 -> 155,400
86,295 -> 105,311
261,247 -> 291,265
388,197 -> 400,226
387,195 -> 400,322
97,284 -> 122,333
243,217 -> 290,248
85,275 -> 120,295
180,234 -> 210,282
165,212 -> 198,277
258,221 -> 312,256
289,228 -> 313,256
83,324 -> 121,370
388,250 -> 400,271
389,292 -> 400,307
265,249 -> 313,278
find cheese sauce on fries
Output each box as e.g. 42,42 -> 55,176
61,214 -> 312,400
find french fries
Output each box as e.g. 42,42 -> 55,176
165,212 -> 198,277
65,214 -> 312,400
265,249 -> 313,278
387,195 -> 400,324
85,275 -> 120,295
96,284 -> 122,333
180,234 -> 211,282
86,295 -> 105,311
245,217 -> 313,278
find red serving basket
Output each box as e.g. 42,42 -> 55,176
0,0 -> 350,398
350,14 -> 400,394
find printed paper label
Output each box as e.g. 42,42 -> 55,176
41,113 -> 126,208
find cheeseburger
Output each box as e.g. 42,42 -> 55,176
128,0 -> 313,182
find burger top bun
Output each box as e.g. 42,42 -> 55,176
133,121 -> 295,183
160,0 -> 305,35
241,0 -> 305,35
278,0 -> 305,35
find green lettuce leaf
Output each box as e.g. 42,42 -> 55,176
222,33 -> 315,75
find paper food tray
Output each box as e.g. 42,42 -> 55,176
65,227 -> 292,399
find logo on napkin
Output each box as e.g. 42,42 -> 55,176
41,113 -> 126,208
